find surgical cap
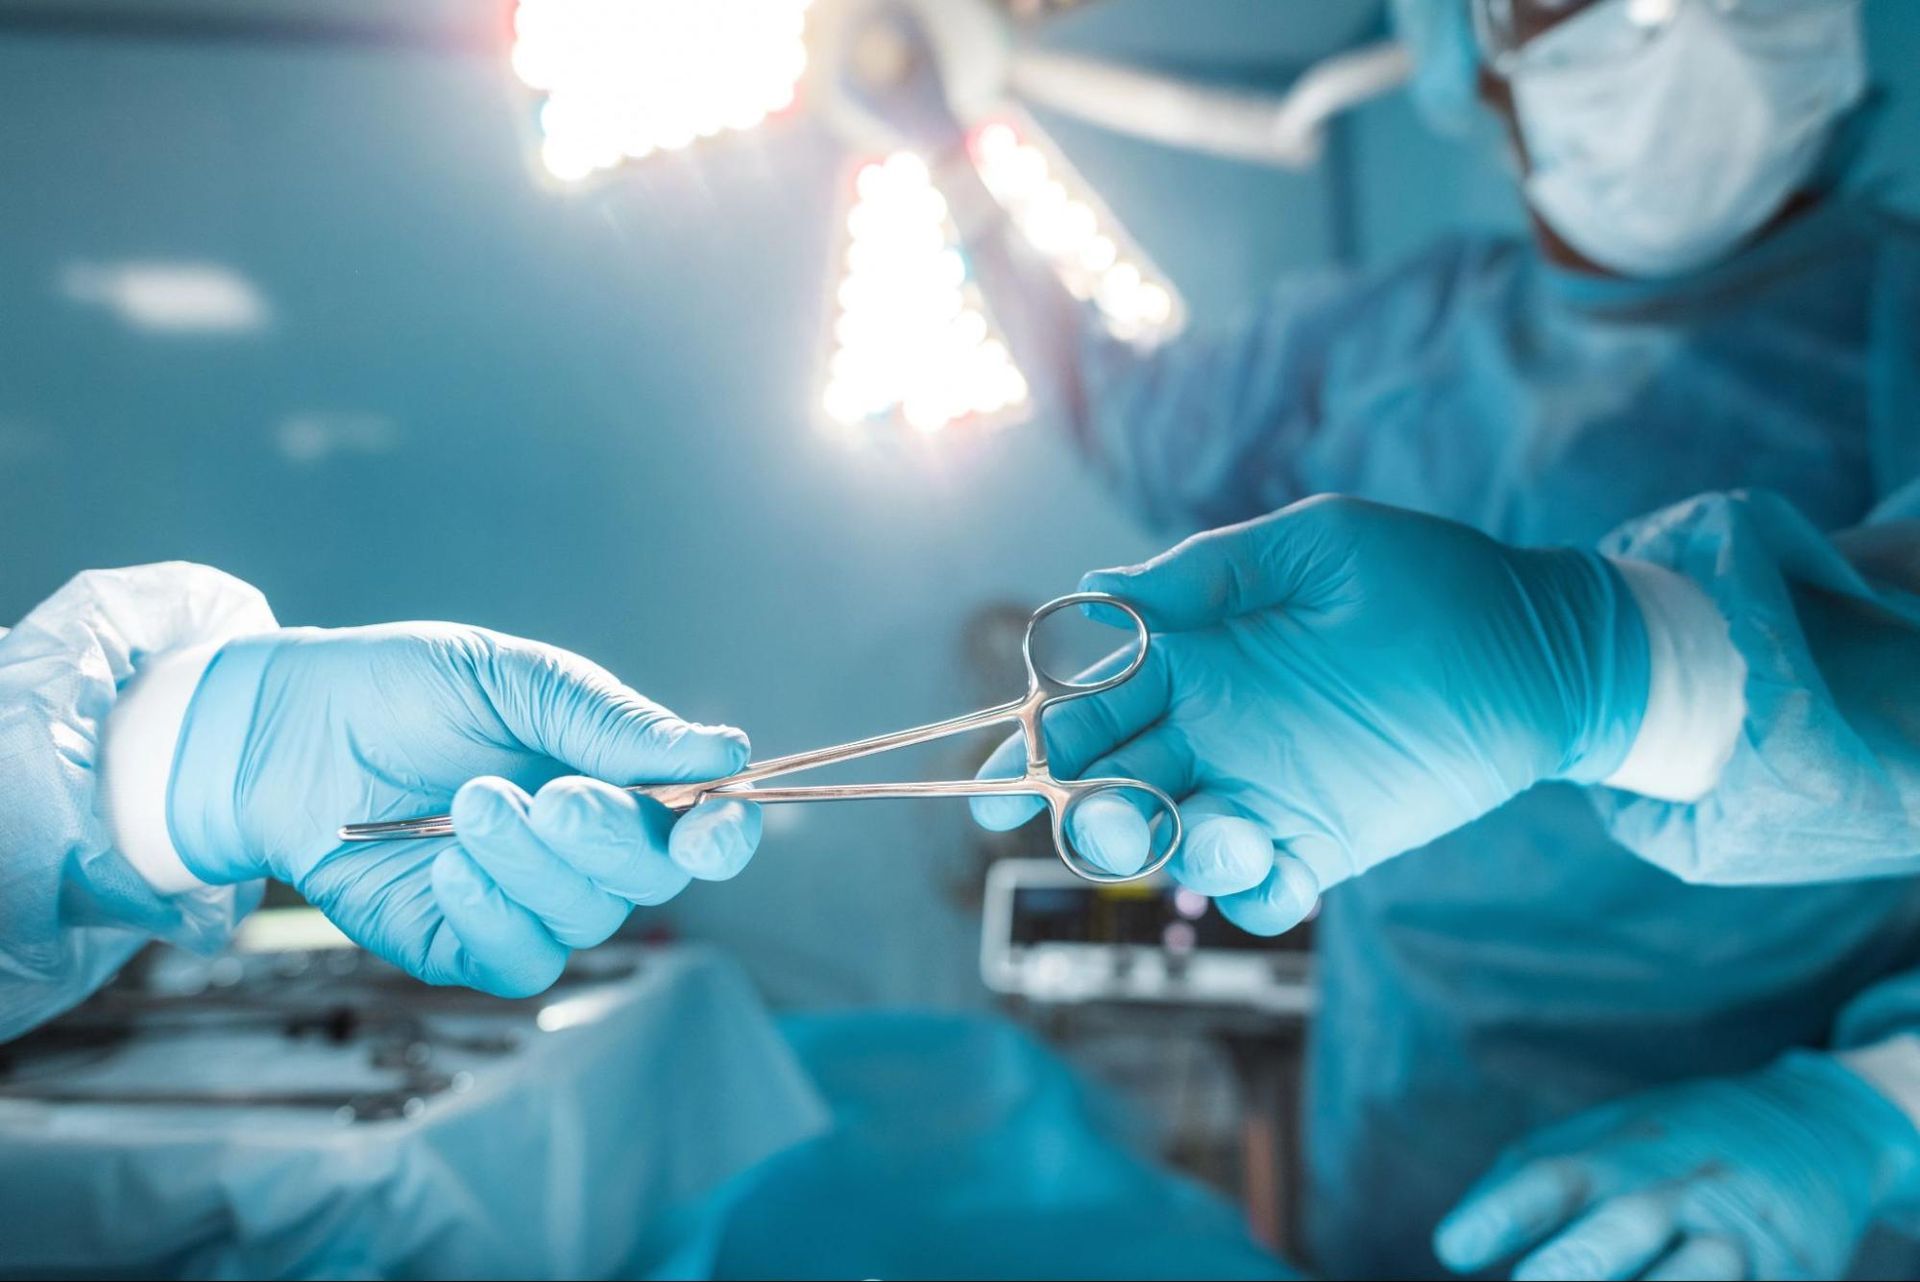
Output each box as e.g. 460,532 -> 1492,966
1390,0 -> 1483,136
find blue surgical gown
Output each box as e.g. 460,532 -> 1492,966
0,565 -> 266,1042
966,198 -> 1920,1277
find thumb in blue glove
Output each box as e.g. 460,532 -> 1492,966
971,496 -> 1650,935
170,623 -> 759,997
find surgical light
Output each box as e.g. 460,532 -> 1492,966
505,1 -> 1190,439
1625,0 -> 1682,27
512,0 -> 813,182
820,151 -> 1028,436
971,116 -> 1184,342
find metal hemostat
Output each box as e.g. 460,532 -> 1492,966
340,592 -> 1180,885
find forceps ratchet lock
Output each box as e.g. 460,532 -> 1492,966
338,592 -> 1181,884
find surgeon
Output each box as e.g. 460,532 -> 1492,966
835,0 -> 1920,1276
990,491 -> 1920,1278
0,561 -> 762,1042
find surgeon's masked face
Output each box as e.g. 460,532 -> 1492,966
1479,0 -> 1865,278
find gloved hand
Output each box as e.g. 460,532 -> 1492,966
1433,1053 -> 1920,1280
972,496 -> 1650,934
829,2 -> 969,153
169,624 -> 759,997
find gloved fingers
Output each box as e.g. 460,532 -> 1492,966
1079,498 -> 1348,631
1061,722 -> 1200,862
1214,854 -> 1320,937
970,643 -> 1174,832
1042,712 -> 1190,878
1062,789 -> 1159,877
526,775 -> 692,907
426,847 -> 569,998
1509,1188 -> 1682,1281
1435,1157 -> 1598,1274
478,635 -> 751,788
294,844 -> 447,979
452,777 -> 631,949
667,796 -> 763,881
1638,1233 -> 1748,1281
1078,719 -> 1196,791
970,728 -> 1047,831
1041,642 -> 1174,763
1169,795 -> 1275,897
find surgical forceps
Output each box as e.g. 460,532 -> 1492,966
338,593 -> 1180,884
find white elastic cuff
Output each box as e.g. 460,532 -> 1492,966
99,641 -> 229,894
1602,557 -> 1748,802
1838,1035 -> 1920,1131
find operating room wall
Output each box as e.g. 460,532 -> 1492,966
7,0 -> 1918,1010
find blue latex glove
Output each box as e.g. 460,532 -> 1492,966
169,624 -> 759,997
972,496 -> 1649,933
1434,1053 -> 1920,1280
831,2 -> 968,153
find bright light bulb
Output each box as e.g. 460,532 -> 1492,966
950,309 -> 989,349
1030,180 -> 1069,212
1019,204 -> 1071,255
515,0 -> 811,176
975,122 -> 1018,164
541,137 -> 599,182
986,145 -> 1047,198
1626,0 -> 1680,26
1058,202 -> 1097,247
1078,235 -> 1117,273
965,120 -> 1182,342
1136,281 -> 1174,326
903,396 -> 948,433
932,248 -> 966,290
823,150 -> 1033,436
822,380 -> 864,427
1097,262 -> 1143,318
883,152 -> 930,188
915,188 -> 950,227
1001,368 -> 1029,406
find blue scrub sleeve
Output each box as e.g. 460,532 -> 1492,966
945,153 -> 1364,531
1829,922 -> 1920,1235
1591,482 -> 1920,885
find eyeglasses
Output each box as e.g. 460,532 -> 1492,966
1471,0 -> 1850,74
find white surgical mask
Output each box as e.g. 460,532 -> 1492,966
1510,0 -> 1865,278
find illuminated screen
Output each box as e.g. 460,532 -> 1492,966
1010,883 -> 1312,952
